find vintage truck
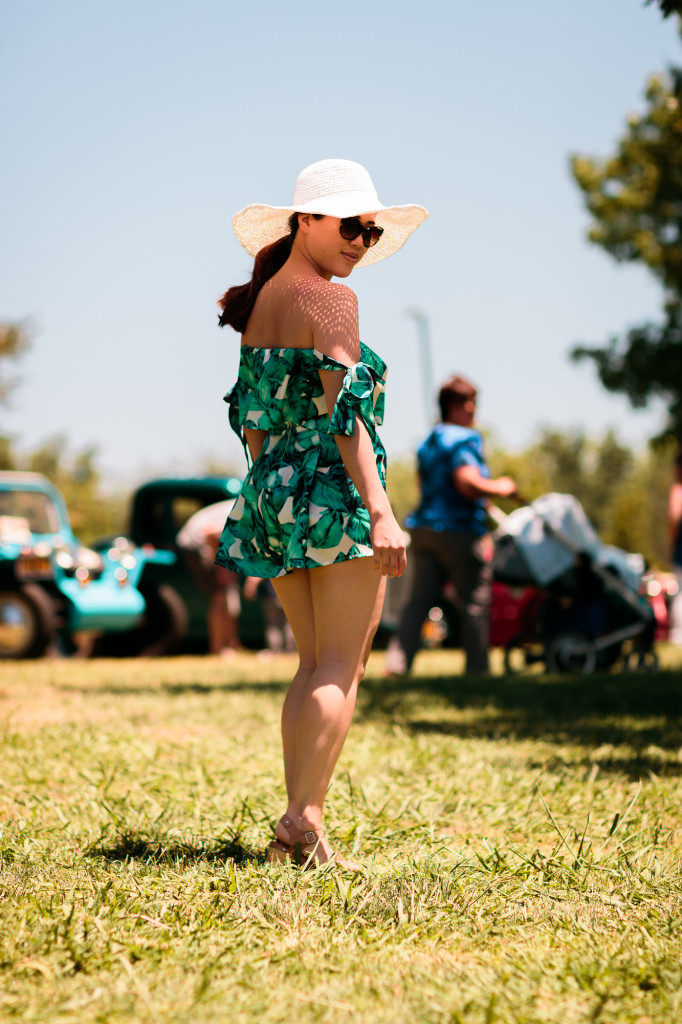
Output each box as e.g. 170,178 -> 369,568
0,471 -> 173,658
89,475 -> 262,656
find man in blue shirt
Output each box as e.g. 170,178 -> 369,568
386,375 -> 516,674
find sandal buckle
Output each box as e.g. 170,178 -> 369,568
304,831 -> 318,845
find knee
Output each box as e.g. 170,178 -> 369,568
297,651 -> 317,676
315,652 -> 364,691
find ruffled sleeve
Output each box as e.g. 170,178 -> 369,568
315,342 -> 387,441
224,349 -> 307,461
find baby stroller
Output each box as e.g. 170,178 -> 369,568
492,493 -> 657,674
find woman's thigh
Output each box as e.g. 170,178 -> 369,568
309,557 -> 385,668
271,570 -> 315,660
273,557 -> 385,669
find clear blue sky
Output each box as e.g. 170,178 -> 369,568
1,1 -> 680,484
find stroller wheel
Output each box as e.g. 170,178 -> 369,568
503,636 -> 546,675
623,648 -> 659,673
546,633 -> 597,675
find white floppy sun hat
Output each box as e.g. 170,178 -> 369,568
232,158 -> 429,267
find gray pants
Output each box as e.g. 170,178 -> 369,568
394,527 -> 492,674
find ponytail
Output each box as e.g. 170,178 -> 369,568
218,212 -> 300,333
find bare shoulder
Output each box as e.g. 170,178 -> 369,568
293,278 -> 360,364
288,276 -> 357,313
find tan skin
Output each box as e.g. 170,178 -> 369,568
241,213 -> 405,866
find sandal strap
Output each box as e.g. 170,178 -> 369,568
279,816 -> 322,847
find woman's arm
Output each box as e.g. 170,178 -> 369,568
317,369 -> 405,578
243,427 -> 267,465
311,280 -> 405,577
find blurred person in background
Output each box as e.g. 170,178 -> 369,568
668,448 -> 682,644
385,374 -> 516,676
242,576 -> 296,655
176,500 -> 242,657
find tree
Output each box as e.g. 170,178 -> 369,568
646,1 -> 682,19
0,321 -> 29,409
25,436 -> 127,543
386,457 -> 420,526
0,320 -> 31,470
0,323 -> 126,539
570,65 -> 682,442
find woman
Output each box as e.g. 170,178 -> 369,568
215,158 -> 428,868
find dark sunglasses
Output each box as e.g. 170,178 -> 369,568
338,217 -> 384,248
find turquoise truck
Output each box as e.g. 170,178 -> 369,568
0,471 -> 173,659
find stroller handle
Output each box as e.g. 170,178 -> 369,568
488,492 -> 528,527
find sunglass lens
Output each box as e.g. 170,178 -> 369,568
339,218 -> 384,248
339,218 -> 362,242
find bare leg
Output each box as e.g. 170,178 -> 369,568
207,590 -> 240,654
271,557 -> 385,862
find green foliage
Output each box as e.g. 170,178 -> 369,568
571,66 -> 682,440
0,320 -> 126,541
0,320 -> 30,409
0,320 -> 31,469
21,436 -> 128,544
386,455 -> 419,525
646,0 -> 682,19
571,300 -> 682,440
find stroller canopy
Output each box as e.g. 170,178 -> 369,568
493,493 -> 645,591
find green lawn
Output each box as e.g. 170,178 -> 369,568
2,647 -> 682,1023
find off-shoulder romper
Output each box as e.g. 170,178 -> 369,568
215,342 -> 388,578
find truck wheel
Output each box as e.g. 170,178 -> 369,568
91,584 -> 188,657
0,585 -> 56,659
137,584 -> 188,656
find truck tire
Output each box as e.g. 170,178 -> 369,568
91,584 -> 188,658
0,584 -> 56,659
137,584 -> 188,656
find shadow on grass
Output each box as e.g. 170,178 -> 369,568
356,669 -> 682,763
59,664 -> 682,768
87,827 -> 260,867
57,680 -> 288,697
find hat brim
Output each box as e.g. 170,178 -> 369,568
232,201 -> 429,267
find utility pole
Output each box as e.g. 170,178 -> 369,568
407,308 -> 435,427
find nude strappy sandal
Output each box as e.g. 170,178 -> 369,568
266,816 -> 361,871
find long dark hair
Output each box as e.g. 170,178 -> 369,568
217,212 -> 308,333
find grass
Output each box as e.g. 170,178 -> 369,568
1,646 -> 682,1022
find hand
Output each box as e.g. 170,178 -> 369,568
370,512 -> 407,578
494,476 -> 517,499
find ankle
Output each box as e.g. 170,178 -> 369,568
285,806 -> 322,833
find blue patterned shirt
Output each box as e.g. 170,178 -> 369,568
405,424 -> 490,536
